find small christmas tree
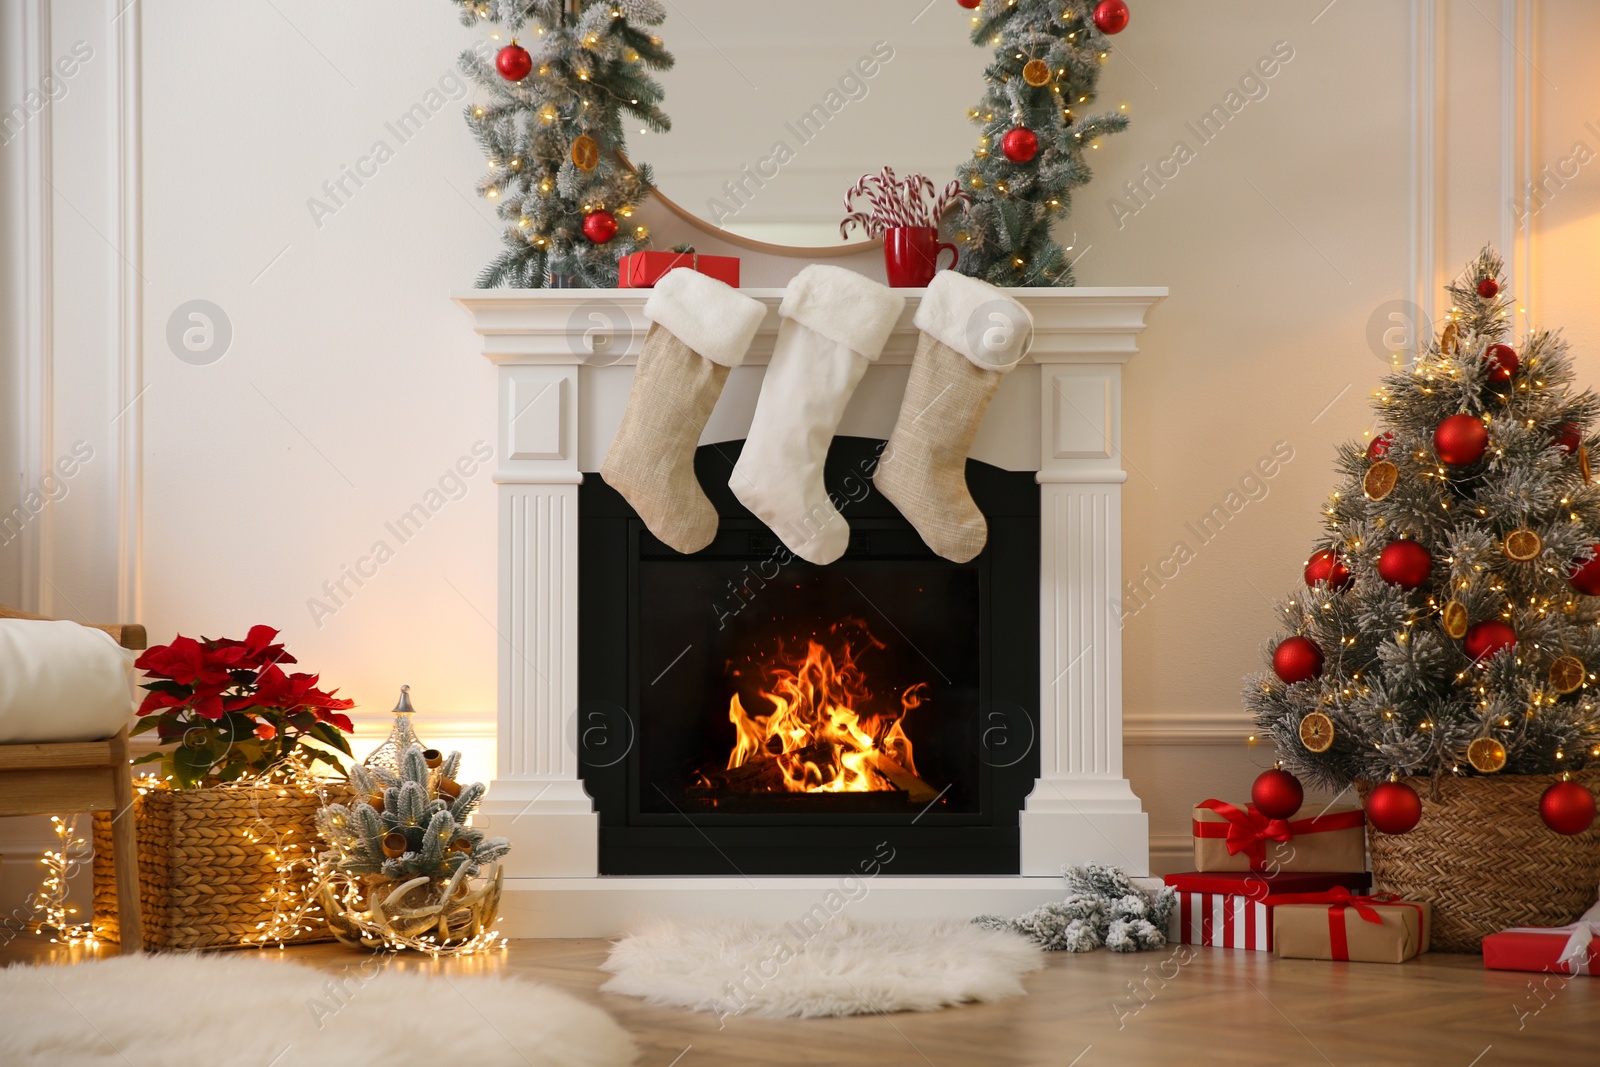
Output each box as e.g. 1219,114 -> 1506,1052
953,0 -> 1130,286
450,0 -> 673,287
1246,247 -> 1600,792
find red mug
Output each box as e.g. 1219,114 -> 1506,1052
883,226 -> 958,288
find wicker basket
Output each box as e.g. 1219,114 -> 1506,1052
1358,769 -> 1600,953
93,783 -> 332,951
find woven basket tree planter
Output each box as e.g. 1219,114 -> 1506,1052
1358,768 -> 1600,953
92,783 -> 331,951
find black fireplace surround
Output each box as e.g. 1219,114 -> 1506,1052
578,437 -> 1040,875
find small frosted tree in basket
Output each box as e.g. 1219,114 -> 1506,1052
1245,247 -> 1600,793
953,0 -> 1131,286
450,0 -> 673,287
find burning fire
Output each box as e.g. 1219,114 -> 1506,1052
724,624 -> 928,794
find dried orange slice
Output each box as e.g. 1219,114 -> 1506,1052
1441,600 -> 1469,639
1364,460 -> 1399,500
1503,528 -> 1544,562
570,134 -> 600,171
1550,655 -> 1586,695
1440,321 -> 1460,355
1582,444 -> 1593,485
1467,737 -> 1507,773
1023,59 -> 1052,86
1299,712 -> 1335,753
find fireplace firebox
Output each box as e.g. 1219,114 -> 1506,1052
579,437 -> 1039,875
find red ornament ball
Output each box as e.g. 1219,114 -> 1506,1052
1001,127 -> 1040,163
1569,547 -> 1600,596
1377,540 -> 1432,590
1540,780 -> 1597,835
1251,768 -> 1304,820
495,42 -> 533,82
956,0 -> 981,7
1463,620 -> 1517,662
1434,413 -> 1489,466
1478,277 -> 1500,298
1367,780 -> 1423,835
1093,0 -> 1130,34
582,210 -> 619,244
1367,432 -> 1396,461
1272,636 -> 1324,685
1484,343 -> 1519,384
1304,548 -> 1351,591
1555,423 -> 1583,454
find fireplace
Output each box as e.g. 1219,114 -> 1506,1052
579,437 -> 1038,874
454,284 -> 1163,935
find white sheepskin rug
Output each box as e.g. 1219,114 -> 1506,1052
0,952 -> 636,1067
600,916 -> 1043,1018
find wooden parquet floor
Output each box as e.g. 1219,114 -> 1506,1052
1,936 -> 1593,1066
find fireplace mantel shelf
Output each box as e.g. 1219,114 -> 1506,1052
453,283 -> 1167,936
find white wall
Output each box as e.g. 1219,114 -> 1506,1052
4,1 -> 1598,897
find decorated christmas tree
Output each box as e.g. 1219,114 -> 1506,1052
952,0 -> 1131,286
450,0 -> 673,287
1245,247 -> 1600,835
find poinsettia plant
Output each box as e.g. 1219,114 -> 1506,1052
132,625 -> 355,788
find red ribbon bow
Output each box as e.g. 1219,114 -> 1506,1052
1192,800 -> 1365,871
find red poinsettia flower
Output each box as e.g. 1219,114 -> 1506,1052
253,722 -> 277,741
240,663 -> 356,724
133,635 -> 233,687
206,625 -> 297,671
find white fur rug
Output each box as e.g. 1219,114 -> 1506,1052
0,953 -> 636,1067
600,917 -> 1043,1018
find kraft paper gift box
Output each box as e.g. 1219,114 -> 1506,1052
1164,873 -> 1372,953
1191,799 -> 1367,873
1271,889 -> 1431,963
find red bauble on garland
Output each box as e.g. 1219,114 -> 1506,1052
1367,780 -> 1423,835
1001,127 -> 1039,163
1367,432 -> 1396,461
1434,413 -> 1489,466
1478,277 -> 1500,298
1093,0 -> 1130,34
1569,547 -> 1600,596
1462,619 -> 1517,662
1555,423 -> 1582,454
582,210 -> 619,244
1484,343 -> 1519,384
1304,548 -> 1351,591
1251,768 -> 1304,820
956,0 -> 981,7
1377,540 -> 1432,590
1540,780 -> 1597,835
495,42 -> 533,82
1272,636 -> 1324,685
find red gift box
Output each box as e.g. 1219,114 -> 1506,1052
617,249 -> 739,289
1483,926 -> 1600,976
1168,890 -> 1276,952
1164,870 -> 1370,901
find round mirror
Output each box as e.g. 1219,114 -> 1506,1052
643,0 -> 992,250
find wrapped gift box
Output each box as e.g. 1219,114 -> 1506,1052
1272,890 -> 1431,963
1483,924 -> 1600,976
1164,870 -> 1370,901
1165,873 -> 1372,953
618,250 -> 740,288
1191,799 -> 1366,873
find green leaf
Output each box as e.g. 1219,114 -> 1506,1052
129,717 -> 162,737
130,751 -> 164,765
172,744 -> 214,789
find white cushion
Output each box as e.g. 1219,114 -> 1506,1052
0,619 -> 138,743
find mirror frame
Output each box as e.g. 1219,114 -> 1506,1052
619,152 -> 881,259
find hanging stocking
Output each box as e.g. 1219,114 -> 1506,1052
874,270 -> 1032,563
729,265 -> 905,565
600,268 -> 767,554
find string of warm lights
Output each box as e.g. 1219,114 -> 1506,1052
29,815 -> 99,947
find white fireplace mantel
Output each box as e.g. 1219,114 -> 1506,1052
453,285 -> 1166,936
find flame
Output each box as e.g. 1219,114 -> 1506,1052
724,626 -> 927,793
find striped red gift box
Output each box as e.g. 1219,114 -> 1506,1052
1168,890 -> 1274,952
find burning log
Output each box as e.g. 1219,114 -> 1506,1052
869,753 -> 939,805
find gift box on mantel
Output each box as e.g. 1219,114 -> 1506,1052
1273,888 -> 1432,963
617,247 -> 740,288
1164,872 -> 1372,953
1482,901 -> 1600,976
1191,799 -> 1367,874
